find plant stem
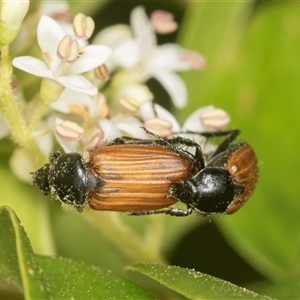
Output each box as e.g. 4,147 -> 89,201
27,101 -> 47,134
0,45 -> 46,164
82,211 -> 167,264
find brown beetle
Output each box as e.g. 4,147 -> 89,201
32,128 -> 258,216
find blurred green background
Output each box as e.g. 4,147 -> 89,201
1,0 -> 300,298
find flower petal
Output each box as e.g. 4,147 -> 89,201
67,45 -> 113,74
113,39 -> 140,68
37,15 -> 65,70
147,44 -> 190,71
116,117 -> 147,138
93,24 -> 132,48
182,106 -> 214,132
140,102 -> 181,133
9,149 -> 37,183
35,120 -> 54,154
54,117 -> 79,152
50,88 -> 94,113
98,118 -> 121,142
152,71 -> 187,108
56,75 -> 97,95
113,83 -> 153,105
12,56 -> 54,78
131,6 -> 156,58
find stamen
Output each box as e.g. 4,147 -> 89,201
119,95 -> 140,113
57,35 -> 79,63
73,13 -> 95,40
95,64 -> 110,82
186,51 -> 206,70
200,108 -> 231,130
85,128 -> 104,150
55,120 -> 84,142
144,118 -> 173,137
150,10 -> 178,34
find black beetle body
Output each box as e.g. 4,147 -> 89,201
32,152 -> 103,212
170,167 -> 244,216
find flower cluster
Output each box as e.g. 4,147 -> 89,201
0,1 -> 230,182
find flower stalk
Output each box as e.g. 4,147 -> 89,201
0,45 -> 46,164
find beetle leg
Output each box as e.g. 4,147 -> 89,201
108,136 -> 167,146
129,210 -> 164,216
141,126 -> 182,153
49,151 -> 61,163
128,207 -> 193,217
107,137 -> 137,145
164,207 -> 193,216
163,136 -> 205,170
141,126 -> 202,156
184,129 -> 241,158
201,130 -> 240,157
194,146 -> 205,169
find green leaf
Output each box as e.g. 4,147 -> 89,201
36,256 -> 154,300
126,263 -> 272,299
0,206 -> 153,299
215,3 -> 300,281
179,1 -> 300,281
178,0 -> 255,117
0,206 -> 51,299
0,158 -> 55,256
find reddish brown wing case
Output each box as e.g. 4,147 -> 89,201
88,144 -> 195,212
225,142 -> 258,214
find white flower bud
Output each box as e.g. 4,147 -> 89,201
0,0 -> 29,45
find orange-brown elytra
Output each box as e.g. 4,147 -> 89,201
32,127 -> 258,217
223,142 -> 258,214
87,143 -> 198,211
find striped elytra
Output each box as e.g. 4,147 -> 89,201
88,144 -> 196,211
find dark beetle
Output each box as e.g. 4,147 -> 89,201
32,127 -> 258,216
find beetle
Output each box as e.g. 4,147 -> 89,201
131,129 -> 258,216
32,127 -> 258,216
32,127 -> 203,213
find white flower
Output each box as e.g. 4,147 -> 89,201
49,88 -> 103,119
94,6 -> 205,108
140,102 -> 230,156
12,15 -> 112,96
